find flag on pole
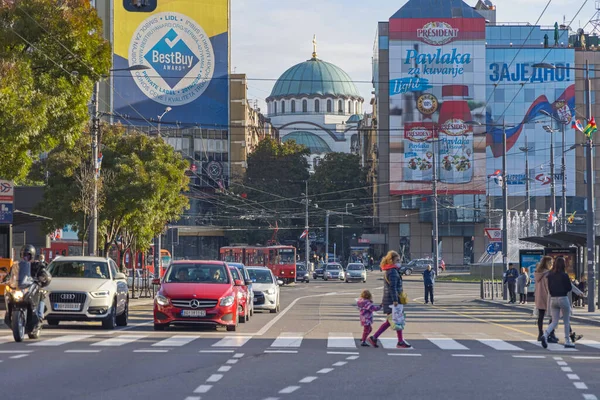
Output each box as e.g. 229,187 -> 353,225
572,119 -> 584,133
488,169 -> 502,187
583,117 -> 597,138
568,211 -> 577,224
547,209 -> 557,226
300,229 -> 308,239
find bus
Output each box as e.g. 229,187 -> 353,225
220,245 -> 296,284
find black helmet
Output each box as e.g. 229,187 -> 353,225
21,244 -> 36,261
36,268 -> 52,288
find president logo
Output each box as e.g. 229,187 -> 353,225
417,21 -> 459,45
129,12 -> 215,106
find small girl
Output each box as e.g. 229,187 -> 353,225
357,290 -> 382,347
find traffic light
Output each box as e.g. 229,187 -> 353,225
123,0 -> 157,12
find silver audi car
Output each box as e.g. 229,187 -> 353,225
45,256 -> 129,329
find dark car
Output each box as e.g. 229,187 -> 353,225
296,264 -> 310,283
313,266 -> 324,280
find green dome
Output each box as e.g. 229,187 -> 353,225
268,58 -> 362,100
282,131 -> 332,154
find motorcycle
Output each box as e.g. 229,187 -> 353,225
4,281 -> 45,342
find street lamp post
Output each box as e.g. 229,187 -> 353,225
153,106 -> 172,276
534,62 -> 596,311
518,136 -> 533,236
543,125 -> 557,231
89,65 -> 150,256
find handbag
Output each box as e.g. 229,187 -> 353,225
388,304 -> 406,330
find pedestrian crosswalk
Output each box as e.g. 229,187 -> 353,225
7,332 -> 600,354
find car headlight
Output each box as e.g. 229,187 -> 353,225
265,288 -> 275,295
12,290 -> 24,302
220,296 -> 235,307
155,294 -> 170,306
90,291 -> 110,298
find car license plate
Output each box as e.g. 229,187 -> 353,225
54,303 -> 80,311
181,310 -> 206,317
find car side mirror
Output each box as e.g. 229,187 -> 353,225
245,279 -> 252,286
277,280 -> 284,286
235,279 -> 244,286
115,272 -> 126,280
152,278 -> 161,286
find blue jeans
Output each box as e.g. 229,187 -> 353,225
37,300 -> 45,320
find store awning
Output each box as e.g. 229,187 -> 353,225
12,210 -> 52,226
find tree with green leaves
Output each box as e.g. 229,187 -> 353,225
0,0 -> 111,181
35,124 -> 190,261
223,137 -> 310,245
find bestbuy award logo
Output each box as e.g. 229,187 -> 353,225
129,12 -> 215,106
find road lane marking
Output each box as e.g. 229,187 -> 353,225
379,338 -> 414,350
10,354 -> 28,359
452,354 -> 484,358
477,339 -> 523,351
65,350 -> 101,353
91,335 -> 147,347
388,353 -> 422,357
206,374 -> 223,383
572,356 -> 600,360
327,351 -> 358,355
152,335 -> 199,347
346,355 -> 359,360
200,350 -> 234,354
271,333 -> 304,348
218,366 -> 231,372
332,361 -> 347,366
279,386 -> 300,394
428,338 -> 469,350
133,349 -> 168,353
574,382 -> 588,390
212,336 -> 252,348
583,394 -> 598,400
577,340 -> 600,350
317,368 -> 334,374
299,377 -> 317,383
561,367 -> 573,372
234,353 -> 244,358
526,340 -> 578,352
226,359 -> 238,364
29,334 -> 93,346
513,355 -> 545,359
184,397 -> 201,400
327,333 -> 356,348
0,350 -> 33,354
554,357 -> 564,360
264,350 -> 297,354
567,374 -> 581,380
557,361 -> 569,365
194,385 -> 212,394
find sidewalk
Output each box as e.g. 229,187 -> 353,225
476,298 -> 600,327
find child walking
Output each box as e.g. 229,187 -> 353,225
357,290 -> 382,347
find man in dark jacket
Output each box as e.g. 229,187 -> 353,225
504,263 -> 519,304
423,265 -> 435,304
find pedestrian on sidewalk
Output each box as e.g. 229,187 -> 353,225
368,250 -> 411,349
423,264 -> 435,305
517,267 -> 530,304
541,257 -> 575,349
504,263 -> 519,304
357,290 -> 382,347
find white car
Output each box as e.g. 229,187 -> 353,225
126,269 -> 154,289
247,267 -> 281,313
45,256 -> 129,329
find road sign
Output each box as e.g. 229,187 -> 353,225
0,203 -> 13,224
484,228 -> 502,242
0,180 -> 13,202
486,242 -> 502,255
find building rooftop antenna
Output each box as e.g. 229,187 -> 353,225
590,1 -> 600,35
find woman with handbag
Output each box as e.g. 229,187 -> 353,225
541,257 -> 575,349
368,250 -> 411,349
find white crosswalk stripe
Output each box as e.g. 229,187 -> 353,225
212,336 -> 252,347
428,338 -> 469,350
30,335 -> 94,347
526,340 -> 578,352
152,335 -> 200,347
271,333 -> 304,348
577,340 -> 600,350
477,339 -> 523,351
327,333 -> 356,348
91,335 -> 147,347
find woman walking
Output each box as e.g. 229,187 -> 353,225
368,250 -> 411,349
541,257 -> 575,349
534,256 -> 558,342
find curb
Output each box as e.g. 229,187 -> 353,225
475,298 -> 600,327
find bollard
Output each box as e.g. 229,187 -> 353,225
480,280 -> 484,299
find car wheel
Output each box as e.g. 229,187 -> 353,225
116,299 -> 128,327
250,304 -> 254,317
154,323 -> 167,331
239,305 -> 246,323
47,319 -> 59,327
102,302 -> 117,330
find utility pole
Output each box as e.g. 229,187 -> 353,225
550,124 -> 556,232
153,107 -> 171,278
519,136 -> 532,236
585,60 -> 596,312
502,121 -> 509,300
432,136 -> 439,276
325,210 -> 330,263
89,81 -> 99,256
305,180 -> 309,267
561,122 -> 567,232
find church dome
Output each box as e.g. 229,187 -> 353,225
282,131 -> 332,154
267,58 -> 362,101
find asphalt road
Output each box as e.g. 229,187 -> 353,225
2,271 -> 600,400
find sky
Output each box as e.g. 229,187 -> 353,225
230,0 -> 600,113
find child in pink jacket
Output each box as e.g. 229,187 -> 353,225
357,290 -> 382,347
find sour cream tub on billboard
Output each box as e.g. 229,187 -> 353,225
403,123 -> 435,182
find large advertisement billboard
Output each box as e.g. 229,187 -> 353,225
388,16 -> 487,195
484,46 -> 575,197
112,0 -> 229,127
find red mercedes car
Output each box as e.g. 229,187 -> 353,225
153,260 -> 246,331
